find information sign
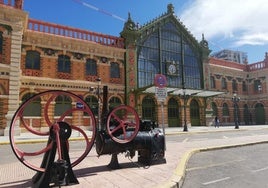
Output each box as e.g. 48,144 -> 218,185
155,87 -> 167,101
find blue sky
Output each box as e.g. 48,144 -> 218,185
23,0 -> 268,64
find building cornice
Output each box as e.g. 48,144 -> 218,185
21,76 -> 125,93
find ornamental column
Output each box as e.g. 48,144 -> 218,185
120,13 -> 139,109
4,23 -> 23,136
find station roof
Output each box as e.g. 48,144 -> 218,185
142,86 -> 225,98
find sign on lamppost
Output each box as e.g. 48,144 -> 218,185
154,74 -> 167,88
155,87 -> 167,101
154,74 -> 167,101
154,74 -> 167,150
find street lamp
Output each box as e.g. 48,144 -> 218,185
182,88 -> 189,132
232,93 -> 240,129
96,78 -> 101,130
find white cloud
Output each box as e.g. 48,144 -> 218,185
179,0 -> 268,47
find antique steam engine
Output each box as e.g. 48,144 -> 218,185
9,87 -> 166,187
95,86 -> 165,168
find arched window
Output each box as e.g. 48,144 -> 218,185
84,95 -> 98,116
211,102 -> 218,116
221,78 -> 227,89
109,96 -> 122,111
86,58 -> 97,76
255,103 -> 265,125
242,81 -> 247,92
168,98 -> 179,118
232,79 -> 237,91
110,62 -> 120,78
21,93 -> 41,116
55,95 -> 72,116
137,21 -> 202,89
210,76 -> 216,88
190,99 -> 200,126
25,50 -> 40,70
243,104 -> 250,125
254,80 -> 261,92
168,98 -> 180,127
190,100 -> 199,118
142,96 -> 156,121
58,55 -> 71,73
222,103 -> 229,116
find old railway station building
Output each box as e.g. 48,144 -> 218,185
0,1 -> 267,135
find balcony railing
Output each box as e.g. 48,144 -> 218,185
247,61 -> 268,71
27,19 -> 125,48
0,0 -> 22,9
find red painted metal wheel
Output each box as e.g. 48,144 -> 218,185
106,105 -> 140,144
9,90 -> 96,172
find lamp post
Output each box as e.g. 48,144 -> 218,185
96,77 -> 101,130
232,93 -> 240,129
182,88 -> 188,132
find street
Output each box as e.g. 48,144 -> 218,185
182,143 -> 268,188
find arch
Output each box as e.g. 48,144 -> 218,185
243,104 -> 250,125
190,99 -> 200,126
108,96 -> 122,111
221,77 -> 227,89
167,97 -> 180,127
255,103 -> 265,125
54,95 -> 72,116
211,102 -> 218,116
141,96 -> 156,121
21,92 -> 41,116
222,103 -> 229,116
232,79 -> 238,92
137,21 -> 202,89
210,76 -> 216,88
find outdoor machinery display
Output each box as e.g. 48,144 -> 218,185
9,86 -> 166,187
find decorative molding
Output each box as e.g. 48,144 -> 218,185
100,57 -> 108,63
44,48 -> 56,56
226,76 -> 233,81
259,76 -> 266,80
74,53 -> 83,60
236,77 -> 243,82
215,74 -> 221,79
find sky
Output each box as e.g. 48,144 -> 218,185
22,0 -> 268,64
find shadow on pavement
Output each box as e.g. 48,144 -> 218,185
0,179 -> 32,188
